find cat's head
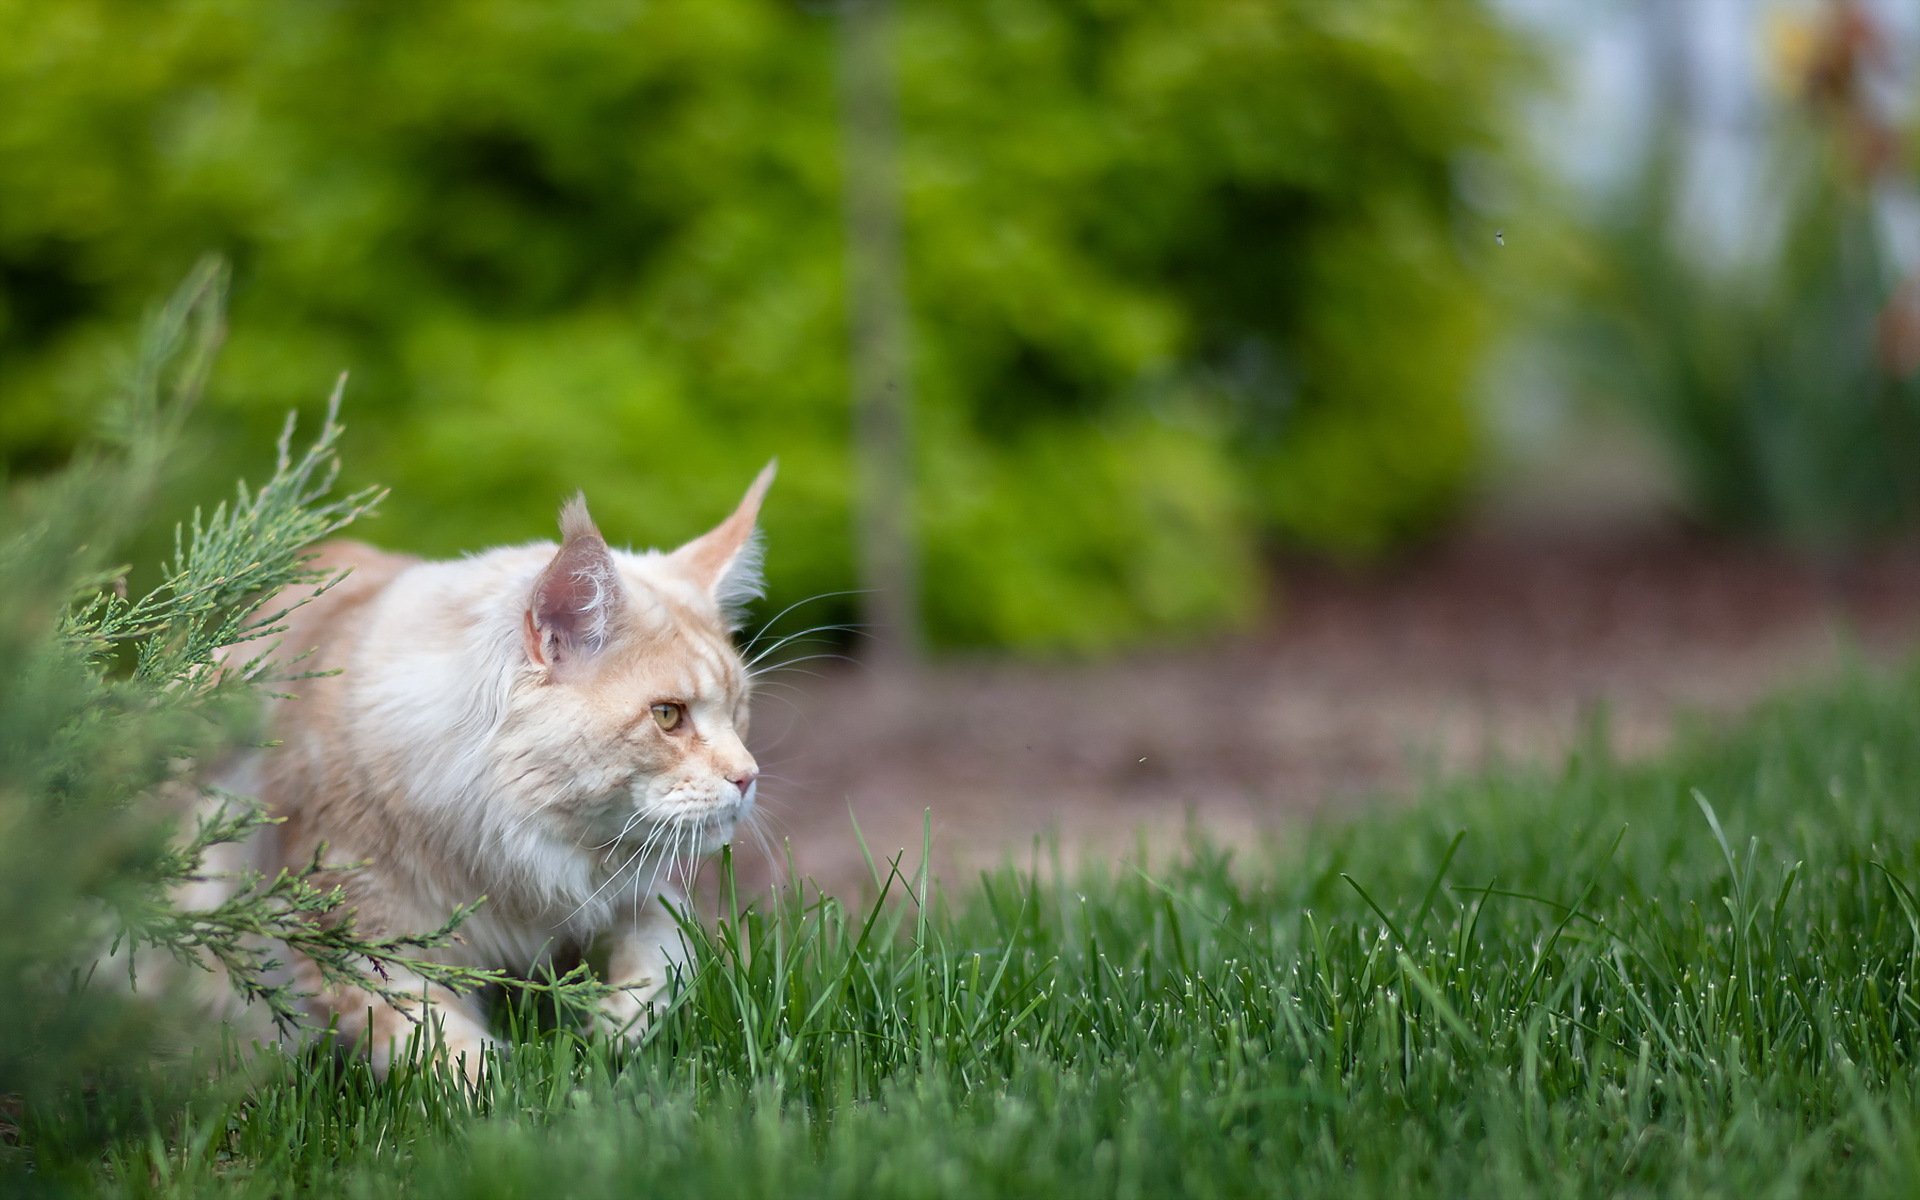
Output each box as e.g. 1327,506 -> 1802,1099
503,462 -> 775,865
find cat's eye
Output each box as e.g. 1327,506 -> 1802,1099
650,702 -> 685,733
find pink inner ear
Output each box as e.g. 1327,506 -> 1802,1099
530,500 -> 624,666
521,608 -> 547,667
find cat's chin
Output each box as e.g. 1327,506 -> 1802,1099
616,810 -> 741,860
690,819 -> 738,857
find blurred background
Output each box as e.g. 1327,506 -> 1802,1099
2,0 -> 1917,888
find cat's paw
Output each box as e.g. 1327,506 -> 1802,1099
595,985 -> 667,1044
366,1019 -> 498,1089
444,1032 -> 496,1089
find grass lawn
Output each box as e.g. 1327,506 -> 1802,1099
16,665 -> 1920,1198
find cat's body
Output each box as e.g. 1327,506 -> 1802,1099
191,467 -> 775,1079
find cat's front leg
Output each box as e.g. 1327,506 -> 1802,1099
305,959 -> 498,1086
366,987 -> 497,1086
595,894 -> 692,1042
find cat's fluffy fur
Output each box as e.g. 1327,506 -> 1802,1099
189,464 -> 776,1080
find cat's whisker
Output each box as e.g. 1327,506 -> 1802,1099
743,722 -> 804,759
739,812 -> 784,888
744,633 -> 869,676
744,723 -> 800,758
615,833 -> 661,897
743,620 -> 871,670
741,593 -> 861,654
564,843 -> 645,926
748,662 -> 861,688
747,795 -> 793,822
587,822 -> 627,853
733,679 -> 802,706
663,828 -> 691,900
633,817 -> 672,933
744,629 -> 842,669
753,648 -> 862,669
738,690 -> 807,726
738,687 -> 810,728
637,820 -> 675,875
753,644 -> 865,668
622,821 -> 681,935
683,821 -> 698,898
639,824 -> 680,906
741,780 -> 797,816
629,875 -> 640,937
592,808 -> 649,852
743,683 -> 810,708
564,816 -> 671,925
680,827 -> 701,895
748,665 -> 837,687
739,590 -> 873,657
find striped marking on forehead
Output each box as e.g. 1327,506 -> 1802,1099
637,588 -> 744,694
609,560 -> 748,701
671,626 -> 744,702
614,624 -> 746,737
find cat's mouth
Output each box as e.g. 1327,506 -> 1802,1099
585,779 -> 755,862
621,797 -> 747,855
644,781 -> 754,837
624,809 -> 739,860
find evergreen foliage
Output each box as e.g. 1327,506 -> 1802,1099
0,263 -> 605,1146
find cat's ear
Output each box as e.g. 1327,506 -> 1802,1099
523,493 -> 625,671
671,460 -> 776,626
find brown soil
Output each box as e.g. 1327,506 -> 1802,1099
746,523 -> 1920,897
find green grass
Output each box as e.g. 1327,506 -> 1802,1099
16,666 -> 1920,1198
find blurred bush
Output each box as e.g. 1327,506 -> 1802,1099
0,0 -> 1518,650
1578,6 -> 1920,551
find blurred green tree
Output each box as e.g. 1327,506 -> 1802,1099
0,0 -> 1518,650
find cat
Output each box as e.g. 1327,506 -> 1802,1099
186,464 -> 776,1082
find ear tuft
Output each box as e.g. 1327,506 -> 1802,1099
672,461 -> 776,629
526,493 -> 625,669
557,491 -> 598,543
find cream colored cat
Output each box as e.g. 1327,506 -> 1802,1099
192,464 -> 775,1081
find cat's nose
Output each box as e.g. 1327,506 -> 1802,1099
730,770 -> 758,798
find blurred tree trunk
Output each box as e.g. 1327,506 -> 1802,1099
839,0 -> 920,670
1642,0 -> 1694,121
